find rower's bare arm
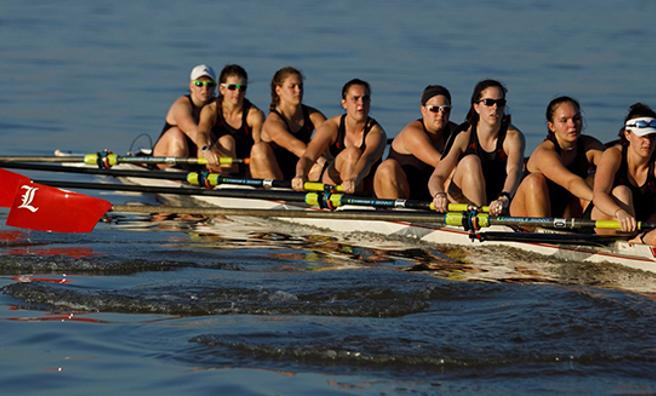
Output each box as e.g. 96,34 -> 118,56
402,123 -> 443,167
501,127 -> 526,197
295,118 -> 337,180
307,106 -> 328,129
592,146 -> 624,217
429,131 -> 467,195
351,126 -> 387,185
535,145 -> 593,201
172,98 -> 208,148
248,107 -> 265,144
584,136 -> 605,166
264,114 -> 308,157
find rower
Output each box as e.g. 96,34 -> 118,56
428,79 -> 525,216
292,79 -> 387,195
250,67 -> 328,181
510,96 -> 604,218
152,64 -> 220,169
373,85 -> 457,200
197,64 -> 265,175
591,103 -> 656,245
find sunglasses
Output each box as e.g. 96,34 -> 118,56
193,80 -> 217,88
425,104 -> 451,113
478,98 -> 507,107
625,119 -> 656,129
221,83 -> 247,92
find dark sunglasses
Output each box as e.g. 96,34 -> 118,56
425,104 -> 451,113
478,98 -> 507,107
193,80 -> 217,88
625,119 -> 656,129
221,83 -> 247,92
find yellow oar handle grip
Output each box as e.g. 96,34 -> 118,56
304,193 -> 343,208
192,157 -> 236,166
594,219 -> 644,230
84,153 -> 118,167
302,182 -> 345,192
432,203 -> 490,213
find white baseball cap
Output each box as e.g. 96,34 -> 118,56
625,117 -> 656,137
190,64 -> 216,81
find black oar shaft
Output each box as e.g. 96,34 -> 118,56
34,179 -> 308,203
111,204 -> 446,223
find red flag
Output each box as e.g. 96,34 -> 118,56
6,180 -> 112,233
0,168 -> 30,207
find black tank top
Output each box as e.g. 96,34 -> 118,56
329,114 -> 378,158
458,118 -> 510,200
211,98 -> 254,160
270,105 -> 316,180
545,133 -> 593,178
612,144 -> 656,219
543,133 -> 596,217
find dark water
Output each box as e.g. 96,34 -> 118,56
2,1 -> 656,394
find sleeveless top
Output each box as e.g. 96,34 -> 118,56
612,144 -> 656,220
211,98 -> 254,160
154,94 -> 204,154
542,133 -> 596,216
454,118 -> 510,201
269,105 -> 316,180
329,114 -> 379,158
324,114 -> 381,194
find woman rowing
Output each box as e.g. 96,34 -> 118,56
509,96 -> 604,217
250,67 -> 327,180
198,64 -> 265,174
373,85 -> 457,200
591,103 -> 656,245
152,64 -> 221,169
292,78 -> 387,194
428,79 -> 525,216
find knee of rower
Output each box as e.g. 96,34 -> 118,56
375,159 -> 402,181
250,142 -> 273,162
611,185 -> 633,202
458,154 -> 483,173
153,127 -> 188,156
522,173 -> 548,194
340,146 -> 362,163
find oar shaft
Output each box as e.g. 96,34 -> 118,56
35,179 -> 308,202
0,156 -> 86,163
110,204 -> 448,223
0,161 -> 188,181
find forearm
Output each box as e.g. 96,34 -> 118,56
567,178 -> 594,201
594,192 -> 624,218
502,166 -> 523,197
295,156 -> 314,179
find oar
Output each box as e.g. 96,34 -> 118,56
184,172 -> 346,192
28,178 -> 485,213
0,153 -> 247,167
0,161 -> 346,194
0,161 -> 189,181
2,168 -> 655,233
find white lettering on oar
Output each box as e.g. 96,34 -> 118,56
17,185 -> 39,213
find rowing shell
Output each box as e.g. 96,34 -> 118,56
80,161 -> 655,274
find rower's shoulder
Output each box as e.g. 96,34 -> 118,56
579,134 -> 605,151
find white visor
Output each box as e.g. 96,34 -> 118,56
625,117 -> 656,137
